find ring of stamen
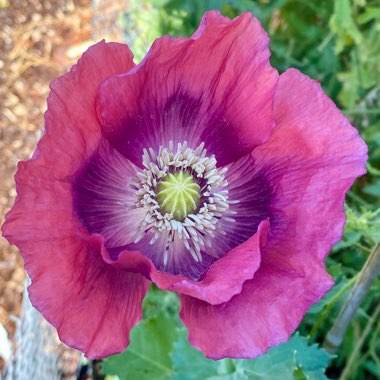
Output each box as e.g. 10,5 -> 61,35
131,141 -> 236,266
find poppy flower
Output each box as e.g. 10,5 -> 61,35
2,11 -> 367,359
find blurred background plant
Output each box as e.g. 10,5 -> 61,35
0,0 -> 379,379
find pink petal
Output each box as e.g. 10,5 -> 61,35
28,234 -> 149,359
180,260 -> 333,359
102,220 -> 269,305
1,42 -> 150,358
98,11 -> 278,166
179,69 -> 367,360
253,68 -> 368,261
43,40 -> 135,172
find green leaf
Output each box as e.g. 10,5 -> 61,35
363,180 -> 380,197
102,312 -> 178,380
171,329 -> 221,380
170,330 -> 332,380
357,6 -> 380,24
342,205 -> 380,244
236,344 -> 297,380
366,163 -> 380,177
142,285 -> 180,320
330,0 -> 362,52
236,333 -> 332,380
287,335 -> 333,380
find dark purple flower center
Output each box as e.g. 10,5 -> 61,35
131,142 -> 235,264
73,139 -> 273,280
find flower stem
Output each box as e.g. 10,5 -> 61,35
323,242 -> 380,354
340,302 -> 380,380
309,274 -> 357,339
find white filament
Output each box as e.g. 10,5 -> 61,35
131,141 -> 236,265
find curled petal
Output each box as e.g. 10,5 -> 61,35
180,260 -> 333,359
102,220 -> 269,305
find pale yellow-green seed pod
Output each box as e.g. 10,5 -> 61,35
156,171 -> 200,221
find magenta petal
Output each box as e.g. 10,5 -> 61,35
179,68 -> 367,360
44,41 -> 135,170
1,41 -> 150,358
28,234 -> 149,358
98,11 -> 278,166
253,68 -> 368,262
180,260 -> 333,359
103,220 -> 269,305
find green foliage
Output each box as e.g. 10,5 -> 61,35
330,0 -> 362,53
102,312 -> 178,380
142,283 -> 180,320
103,310 -> 332,380
342,205 -> 380,245
109,1 -> 380,379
